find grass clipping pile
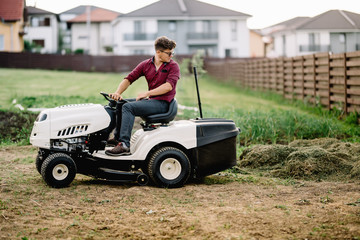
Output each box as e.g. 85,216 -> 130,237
239,138 -> 360,180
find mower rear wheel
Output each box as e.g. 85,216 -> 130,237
148,147 -> 190,188
41,153 -> 77,188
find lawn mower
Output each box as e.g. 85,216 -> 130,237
30,67 -> 240,188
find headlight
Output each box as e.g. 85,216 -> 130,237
36,113 -> 47,122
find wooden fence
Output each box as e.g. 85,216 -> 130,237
0,52 -> 155,72
0,52 -> 191,72
205,51 -> 360,114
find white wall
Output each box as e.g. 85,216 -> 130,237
216,19 -> 250,58
71,22 -> 113,55
113,19 -> 157,55
296,30 -> 330,55
24,15 -> 58,53
272,30 -> 331,57
272,31 -> 297,57
112,18 -> 250,57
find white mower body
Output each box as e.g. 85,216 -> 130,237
30,92 -> 239,188
30,104 -> 197,161
30,104 -> 111,149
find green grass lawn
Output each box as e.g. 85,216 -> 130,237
0,68 -> 147,107
0,68 -> 297,112
1,68 -> 360,146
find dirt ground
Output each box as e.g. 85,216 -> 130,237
0,144 -> 360,240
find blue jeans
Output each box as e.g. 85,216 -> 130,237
114,99 -> 169,147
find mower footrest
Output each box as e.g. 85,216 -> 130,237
97,168 -> 148,185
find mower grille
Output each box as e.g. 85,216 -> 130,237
57,125 -> 89,137
57,104 -> 94,108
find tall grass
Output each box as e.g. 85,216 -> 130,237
1,68 -> 360,146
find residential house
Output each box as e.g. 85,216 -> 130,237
23,6 -> 59,53
59,5 -> 99,53
249,29 -> 265,57
112,0 -> 251,58
266,10 -> 360,57
0,0 -> 25,52
67,7 -> 121,55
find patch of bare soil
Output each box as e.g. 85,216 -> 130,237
1,144 -> 360,239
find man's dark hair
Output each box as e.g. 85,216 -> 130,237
155,36 -> 176,51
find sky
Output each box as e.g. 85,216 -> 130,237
25,0 -> 360,29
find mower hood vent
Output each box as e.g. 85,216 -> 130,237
57,125 -> 89,137
57,104 -> 94,109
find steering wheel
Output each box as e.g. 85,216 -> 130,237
100,92 -> 127,107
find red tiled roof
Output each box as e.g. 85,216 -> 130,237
0,0 -> 24,21
68,8 -> 120,23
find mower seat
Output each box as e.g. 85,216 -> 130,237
141,99 -> 178,129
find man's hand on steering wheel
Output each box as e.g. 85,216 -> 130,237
109,93 -> 123,101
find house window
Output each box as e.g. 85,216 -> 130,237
195,20 -> 211,33
31,17 -> 38,27
356,33 -> 360,50
225,49 -> 237,58
133,21 -> 146,40
203,20 -> 211,33
32,39 -> 45,47
225,49 -> 231,57
133,49 -> 145,55
0,35 -> 4,51
231,20 -> 237,41
31,17 -> 50,27
169,21 -> 176,32
339,33 -> 346,43
309,33 -> 320,51
64,36 -> 71,44
134,21 -> 145,33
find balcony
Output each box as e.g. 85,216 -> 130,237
123,33 -> 157,41
186,32 -> 218,45
299,45 -> 330,52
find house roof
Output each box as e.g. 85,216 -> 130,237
263,17 -> 310,34
298,10 -> 360,30
26,6 -> 56,15
122,0 -> 251,18
60,5 -> 98,15
67,8 -> 121,23
266,10 -> 360,35
0,0 -> 24,21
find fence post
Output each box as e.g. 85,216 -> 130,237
313,54 -> 316,105
328,53 -> 331,110
282,58 -> 285,97
291,57 -> 294,100
301,56 -> 305,100
343,53 -> 348,114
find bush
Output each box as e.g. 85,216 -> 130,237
0,110 -> 38,145
74,48 -> 84,54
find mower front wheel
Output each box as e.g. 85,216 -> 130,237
148,147 -> 190,188
41,153 -> 77,188
35,154 -> 43,174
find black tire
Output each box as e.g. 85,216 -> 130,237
137,173 -> 149,186
41,153 -> 77,188
35,154 -> 43,174
148,147 -> 191,188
